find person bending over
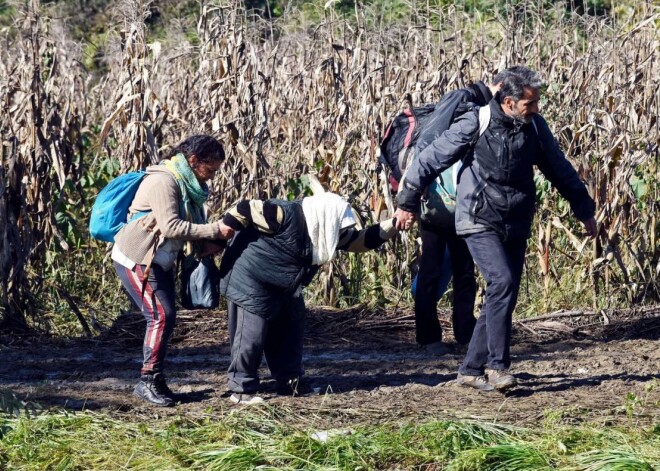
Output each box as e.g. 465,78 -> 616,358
218,192 -> 397,404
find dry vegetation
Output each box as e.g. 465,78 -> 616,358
0,0 -> 658,331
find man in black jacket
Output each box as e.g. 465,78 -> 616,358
410,67 -> 527,355
395,67 -> 597,391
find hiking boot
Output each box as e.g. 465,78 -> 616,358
134,373 -> 175,407
154,373 -> 176,398
485,369 -> 517,390
456,373 -> 495,391
229,393 -> 264,405
423,341 -> 452,356
276,377 -> 313,397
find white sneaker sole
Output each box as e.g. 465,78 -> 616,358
229,393 -> 265,405
456,374 -> 495,391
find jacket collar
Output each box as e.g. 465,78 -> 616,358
490,98 -> 517,129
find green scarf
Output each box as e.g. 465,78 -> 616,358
162,153 -> 209,225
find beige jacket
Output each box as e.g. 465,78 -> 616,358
113,165 -> 223,268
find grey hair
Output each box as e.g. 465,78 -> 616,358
492,65 -> 535,85
496,66 -> 543,103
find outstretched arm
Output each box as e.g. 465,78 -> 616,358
337,218 -> 398,253
394,110 -> 479,230
222,200 -> 285,234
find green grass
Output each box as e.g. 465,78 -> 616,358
1,405 -> 658,470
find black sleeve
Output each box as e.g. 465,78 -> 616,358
336,219 -> 397,253
396,110 -> 480,213
533,116 -> 596,222
414,90 -> 470,153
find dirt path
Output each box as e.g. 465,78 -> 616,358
1,307 -> 658,426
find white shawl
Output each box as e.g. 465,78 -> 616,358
301,193 -> 354,265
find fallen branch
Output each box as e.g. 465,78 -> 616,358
358,315 -> 415,326
530,321 -> 576,333
516,321 -> 538,336
57,287 -> 92,337
517,310 -> 598,323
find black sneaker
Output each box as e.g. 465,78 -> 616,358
276,377 -> 313,397
134,373 -> 175,407
154,373 -> 176,398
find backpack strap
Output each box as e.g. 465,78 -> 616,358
478,104 -> 491,137
450,105 -> 491,189
128,210 -> 151,222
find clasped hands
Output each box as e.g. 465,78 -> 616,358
199,220 -> 235,257
393,208 -> 417,231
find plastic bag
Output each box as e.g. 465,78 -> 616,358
180,256 -> 219,309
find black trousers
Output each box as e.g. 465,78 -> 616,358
460,230 -> 527,375
415,223 -> 477,345
227,297 -> 305,394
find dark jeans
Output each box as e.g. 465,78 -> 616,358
114,261 -> 176,375
415,223 -> 477,345
227,297 -> 305,394
459,231 -> 527,375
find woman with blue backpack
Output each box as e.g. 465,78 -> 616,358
111,135 -> 234,407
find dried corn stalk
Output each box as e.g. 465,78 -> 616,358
0,0 -> 84,329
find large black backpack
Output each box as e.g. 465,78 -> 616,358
377,86 -> 482,191
378,87 -> 485,226
378,103 -> 438,192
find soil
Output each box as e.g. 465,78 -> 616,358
1,306 -> 658,427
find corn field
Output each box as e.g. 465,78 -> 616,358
0,0 -> 658,332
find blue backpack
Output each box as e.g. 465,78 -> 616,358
89,171 -> 147,242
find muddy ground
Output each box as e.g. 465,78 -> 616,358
1,306 -> 658,427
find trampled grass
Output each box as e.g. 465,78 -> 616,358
1,406 -> 658,470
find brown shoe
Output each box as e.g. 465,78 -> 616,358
456,373 -> 495,391
485,369 -> 517,390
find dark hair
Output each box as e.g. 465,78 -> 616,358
497,66 -> 543,103
165,135 -> 225,163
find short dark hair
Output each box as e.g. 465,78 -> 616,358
497,66 -> 543,103
165,135 -> 225,163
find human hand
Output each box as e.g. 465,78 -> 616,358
217,221 -> 235,239
393,208 -> 416,231
582,216 -> 597,238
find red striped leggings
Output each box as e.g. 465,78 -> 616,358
114,261 -> 176,375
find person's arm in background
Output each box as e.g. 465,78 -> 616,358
414,89 -> 470,153
533,115 -> 597,237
